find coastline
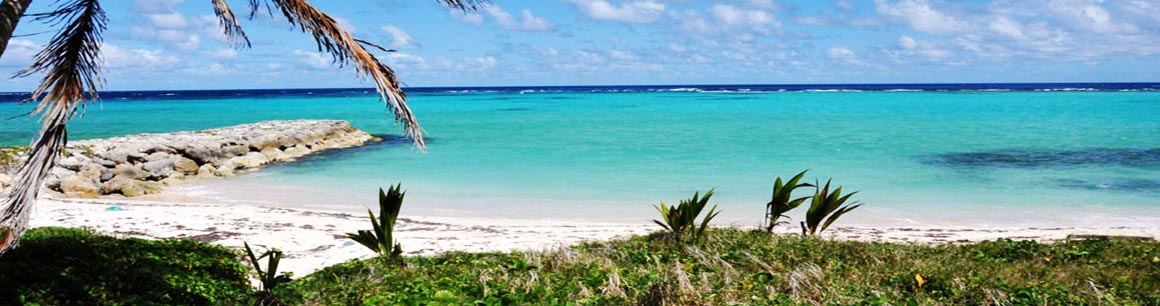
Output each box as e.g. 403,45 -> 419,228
29,195 -> 1160,278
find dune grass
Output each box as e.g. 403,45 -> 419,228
283,228 -> 1160,305
1,227 -> 1157,305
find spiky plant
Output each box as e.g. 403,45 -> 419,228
801,179 -> 863,236
243,241 -> 291,304
346,184 -> 405,263
0,0 -> 489,254
766,170 -> 813,233
653,190 -> 721,243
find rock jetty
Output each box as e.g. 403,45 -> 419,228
1,120 -> 377,198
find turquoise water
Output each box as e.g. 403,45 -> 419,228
2,90 -> 1159,227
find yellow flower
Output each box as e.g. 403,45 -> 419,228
915,274 -> 926,288
1152,256 -> 1159,263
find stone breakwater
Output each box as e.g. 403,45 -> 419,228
1,120 -> 377,198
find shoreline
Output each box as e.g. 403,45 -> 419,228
28,196 -> 1160,278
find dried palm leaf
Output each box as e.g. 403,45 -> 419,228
211,0 -> 250,47
0,0 -> 105,254
262,0 -> 428,148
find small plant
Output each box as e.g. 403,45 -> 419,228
653,189 -> 721,242
801,179 -> 863,236
346,184 -> 406,262
766,170 -> 814,232
243,242 -> 291,305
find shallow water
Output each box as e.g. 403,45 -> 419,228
2,87 -> 1158,227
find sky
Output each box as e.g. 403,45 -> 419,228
0,0 -> 1158,90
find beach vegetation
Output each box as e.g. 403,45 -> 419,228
345,184 -> 406,263
282,228 -> 1160,305
802,179 -> 863,236
2,227 -> 1158,305
652,189 -> 720,243
765,170 -> 814,232
243,242 -> 292,305
0,227 -> 252,305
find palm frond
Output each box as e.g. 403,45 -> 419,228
264,0 -> 425,148
211,0 -> 250,47
438,0 -> 489,11
0,0 -> 34,59
0,0 -> 105,254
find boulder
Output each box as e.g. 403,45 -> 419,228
222,144 -> 250,157
173,156 -> 199,174
144,152 -> 172,162
60,175 -> 101,198
283,145 -> 311,159
102,177 -> 162,197
196,164 -> 217,178
232,152 -> 268,169
57,156 -> 91,171
78,163 -> 104,180
259,148 -> 288,162
0,173 -> 12,189
111,163 -> 149,180
142,158 -> 175,179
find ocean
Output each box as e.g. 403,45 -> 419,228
2,83 -> 1159,227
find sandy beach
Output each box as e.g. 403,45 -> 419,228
28,195 -> 1160,278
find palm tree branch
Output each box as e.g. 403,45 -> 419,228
0,0 -> 106,254
211,0 -> 251,47
263,0 -> 426,148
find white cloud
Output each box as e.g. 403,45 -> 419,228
101,45 -> 180,69
381,26 -> 416,49
135,0 -> 184,13
899,35 -> 918,49
827,47 -> 861,64
204,48 -> 237,59
484,6 -> 553,31
710,4 -> 780,32
1046,0 -> 1135,34
450,10 -> 485,26
565,0 -> 666,24
875,0 -> 970,34
0,39 -> 39,67
292,50 -> 333,69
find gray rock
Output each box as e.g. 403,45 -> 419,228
57,156 -> 91,171
144,152 -> 172,162
102,177 -> 162,197
222,145 -> 250,157
98,148 -> 134,164
196,164 -> 217,178
91,157 -> 117,168
142,158 -> 175,179
232,152 -> 268,169
60,175 -> 101,198
174,157 -> 199,174
112,163 -> 149,180
78,164 -> 103,180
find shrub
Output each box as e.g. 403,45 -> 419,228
0,227 -> 252,305
766,170 -> 813,232
346,184 -> 406,263
802,179 -> 863,235
244,242 -> 292,305
653,189 -> 721,243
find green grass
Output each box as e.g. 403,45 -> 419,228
1,227 -> 1157,305
0,227 -> 253,306
283,229 -> 1160,305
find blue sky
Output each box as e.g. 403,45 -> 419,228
1,0 -> 1158,90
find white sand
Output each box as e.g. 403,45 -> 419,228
28,197 -> 1160,278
